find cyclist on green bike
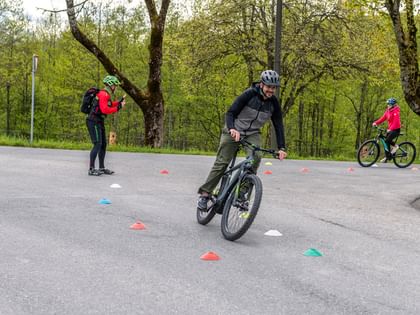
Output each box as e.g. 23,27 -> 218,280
372,97 -> 401,163
197,70 -> 287,211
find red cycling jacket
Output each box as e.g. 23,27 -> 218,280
88,89 -> 120,122
374,105 -> 401,131
97,89 -> 119,115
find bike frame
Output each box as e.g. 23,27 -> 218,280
209,140 -> 276,213
211,150 -> 254,212
374,128 -> 399,152
378,136 -> 389,152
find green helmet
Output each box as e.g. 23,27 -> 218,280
103,75 -> 121,86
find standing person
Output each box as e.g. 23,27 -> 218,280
197,70 -> 287,211
86,75 -> 125,176
372,97 -> 401,163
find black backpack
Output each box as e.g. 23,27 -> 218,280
81,87 -> 100,114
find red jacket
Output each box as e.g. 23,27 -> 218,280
97,89 -> 119,115
88,89 -> 120,122
374,105 -> 401,131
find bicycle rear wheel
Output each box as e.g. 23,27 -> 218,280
196,196 -> 217,225
221,173 -> 262,241
197,177 -> 228,225
393,141 -> 416,168
357,140 -> 380,167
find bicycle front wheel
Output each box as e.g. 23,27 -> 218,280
221,174 -> 262,241
393,141 -> 416,168
357,140 -> 380,167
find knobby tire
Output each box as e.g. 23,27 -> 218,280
393,141 -> 416,168
221,174 -> 262,241
357,140 -> 380,167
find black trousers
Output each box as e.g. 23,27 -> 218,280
385,129 -> 400,157
86,119 -> 106,169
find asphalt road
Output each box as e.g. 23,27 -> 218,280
1,146 -> 420,315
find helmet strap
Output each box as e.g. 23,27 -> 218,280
259,82 -> 269,99
104,85 -> 115,98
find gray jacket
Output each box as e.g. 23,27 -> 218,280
225,83 -> 286,150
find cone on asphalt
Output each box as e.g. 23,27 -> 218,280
160,169 -> 169,174
264,230 -> 282,236
303,248 -> 323,257
347,167 -> 354,172
300,167 -> 309,173
265,161 -> 273,166
263,170 -> 273,175
98,198 -> 111,204
200,251 -> 220,261
130,221 -> 146,230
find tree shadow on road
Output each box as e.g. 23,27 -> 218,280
410,196 -> 420,211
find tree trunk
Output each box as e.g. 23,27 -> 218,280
355,79 -> 368,149
297,99 -> 304,155
144,0 -> 169,147
385,0 -> 420,115
319,104 -> 324,156
65,0 -> 170,147
327,92 -> 336,156
310,105 -> 316,156
6,82 -> 11,136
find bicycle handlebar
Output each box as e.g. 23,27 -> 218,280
373,125 -> 386,132
239,138 -> 279,158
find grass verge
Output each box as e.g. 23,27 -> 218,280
2,135 -> 416,163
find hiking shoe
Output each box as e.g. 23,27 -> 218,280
88,168 -> 102,176
99,168 -> 115,175
380,157 -> 388,163
197,195 -> 209,212
391,144 -> 399,154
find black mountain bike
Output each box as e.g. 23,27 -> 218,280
357,127 -> 416,168
196,139 -> 278,241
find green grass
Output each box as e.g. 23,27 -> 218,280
1,135 -> 417,163
0,135 -> 215,156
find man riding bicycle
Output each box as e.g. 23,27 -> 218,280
197,70 -> 287,211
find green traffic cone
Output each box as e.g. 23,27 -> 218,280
303,248 -> 323,257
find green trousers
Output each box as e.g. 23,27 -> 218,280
198,131 -> 262,194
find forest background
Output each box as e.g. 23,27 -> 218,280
1,0 -> 419,160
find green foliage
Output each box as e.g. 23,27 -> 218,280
0,0 -> 419,161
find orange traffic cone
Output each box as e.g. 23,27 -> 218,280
200,251 -> 220,261
300,167 -> 309,173
347,167 -> 354,172
160,169 -> 169,174
263,170 -> 272,175
130,221 -> 146,230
